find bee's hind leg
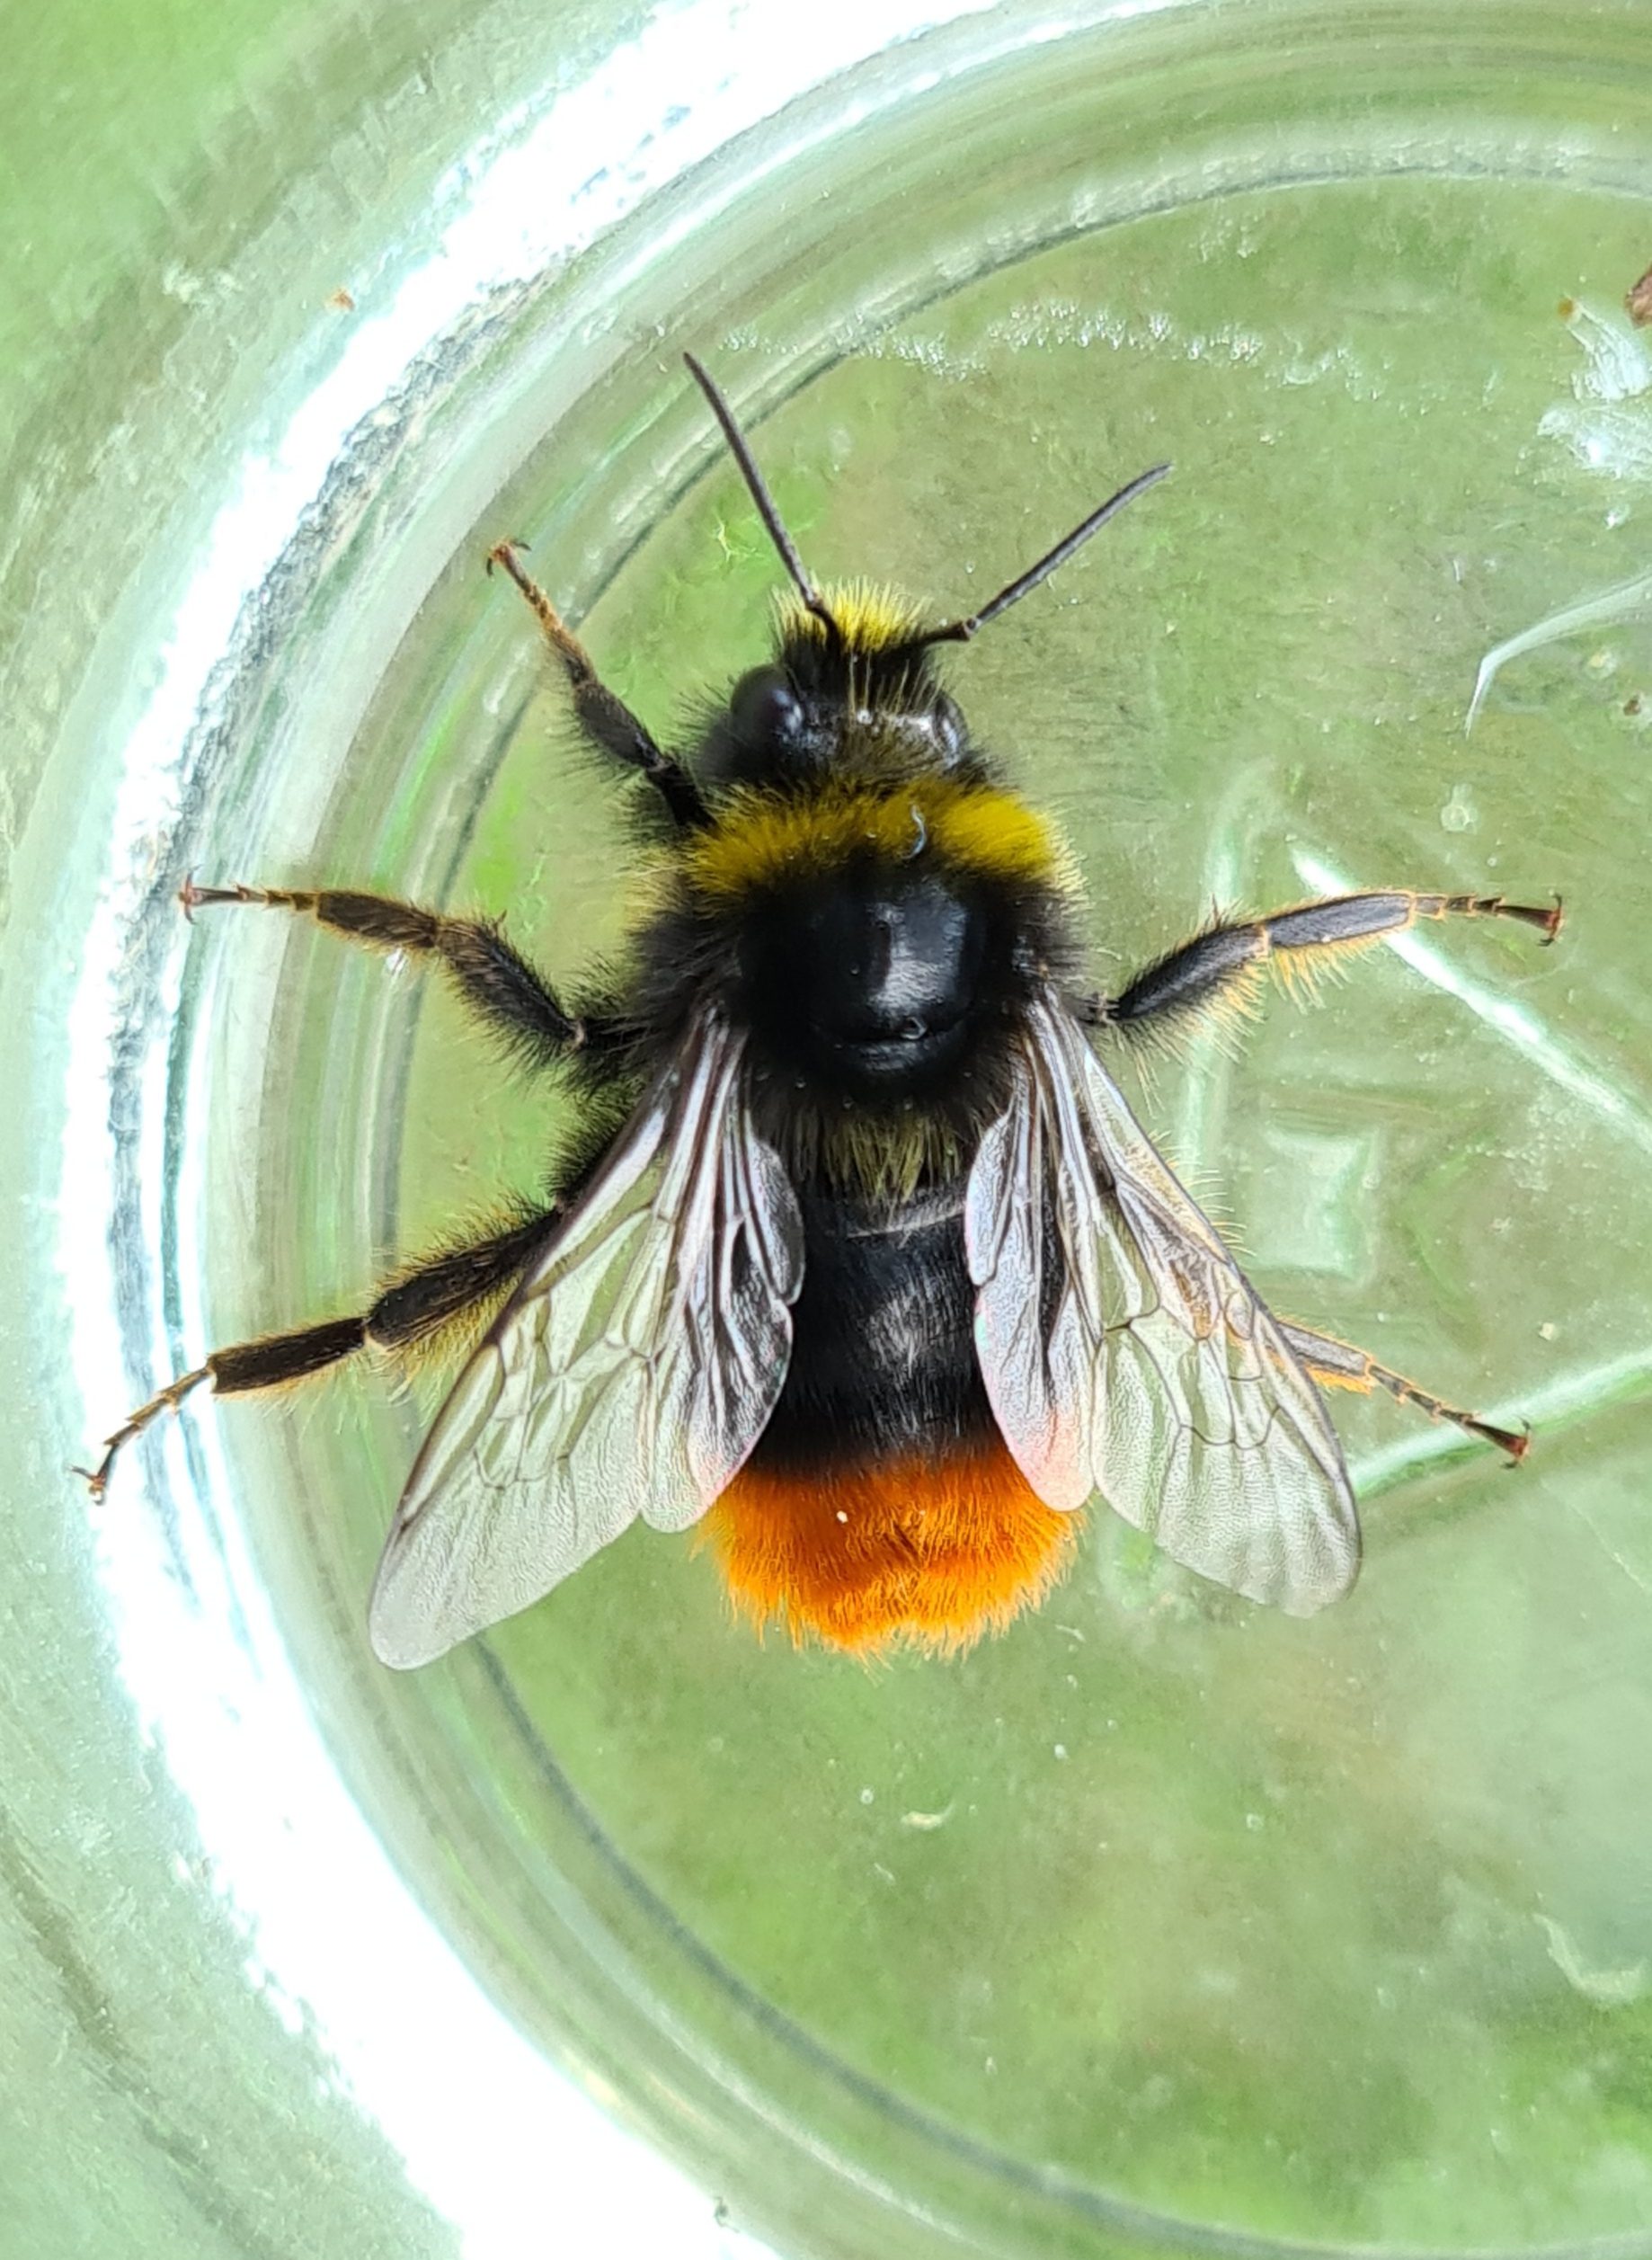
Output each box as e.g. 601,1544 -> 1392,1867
76,1203 -> 560,1497
1277,1319 -> 1530,1464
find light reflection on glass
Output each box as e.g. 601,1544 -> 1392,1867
59,3 -> 1026,2248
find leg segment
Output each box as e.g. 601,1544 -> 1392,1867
486,539 -> 707,828
182,878 -> 592,1071
77,1204 -> 559,1496
1279,1319 -> 1529,1463
1094,889 -> 1563,1035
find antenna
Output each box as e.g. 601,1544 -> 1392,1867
896,460 -> 1172,654
683,355 -> 839,643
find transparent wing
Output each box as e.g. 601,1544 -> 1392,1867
369,1008 -> 804,1668
966,992 -> 1358,1614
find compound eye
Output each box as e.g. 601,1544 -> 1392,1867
931,693 -> 966,765
729,665 -> 804,749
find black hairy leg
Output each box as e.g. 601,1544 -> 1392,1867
180,878 -> 600,1071
76,1204 -> 561,1497
486,538 -> 707,827
1088,888 -> 1563,1037
1278,1318 -> 1530,1464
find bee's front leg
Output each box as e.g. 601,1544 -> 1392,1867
485,538 -> 706,827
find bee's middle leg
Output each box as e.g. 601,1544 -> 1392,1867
180,878 -> 608,1071
1088,888 -> 1562,1037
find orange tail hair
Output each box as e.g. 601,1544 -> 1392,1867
700,1441 -> 1079,1655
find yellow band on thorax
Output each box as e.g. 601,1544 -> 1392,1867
683,775 -> 1067,905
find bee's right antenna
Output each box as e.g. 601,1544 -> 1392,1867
684,354 -> 841,647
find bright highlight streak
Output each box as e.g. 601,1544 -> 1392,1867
59,3 -> 1043,2254
1465,565 -> 1652,733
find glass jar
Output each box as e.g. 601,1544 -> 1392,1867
8,1 -> 1652,2253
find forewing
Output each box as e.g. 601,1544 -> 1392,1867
369,1010 -> 803,1668
967,992 -> 1358,1614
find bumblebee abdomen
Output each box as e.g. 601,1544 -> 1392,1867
704,1184 -> 1079,1652
756,1183 -> 987,1465
702,1443 -> 1079,1655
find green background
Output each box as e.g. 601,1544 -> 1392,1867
5,2 -> 1652,2256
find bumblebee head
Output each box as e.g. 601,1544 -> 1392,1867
685,352 -> 1169,788
709,585 -> 968,785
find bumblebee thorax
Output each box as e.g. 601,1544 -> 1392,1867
662,772 -> 1070,1188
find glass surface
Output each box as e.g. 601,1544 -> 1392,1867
7,1 -> 1652,2254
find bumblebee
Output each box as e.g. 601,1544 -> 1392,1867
84,356 -> 1560,1668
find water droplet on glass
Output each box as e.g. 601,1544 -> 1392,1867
1440,785 -> 1478,833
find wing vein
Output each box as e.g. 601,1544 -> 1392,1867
968,991 -> 1359,1614
367,1006 -> 804,1667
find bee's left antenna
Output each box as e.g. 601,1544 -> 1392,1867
898,459 -> 1173,654
684,354 -> 840,645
